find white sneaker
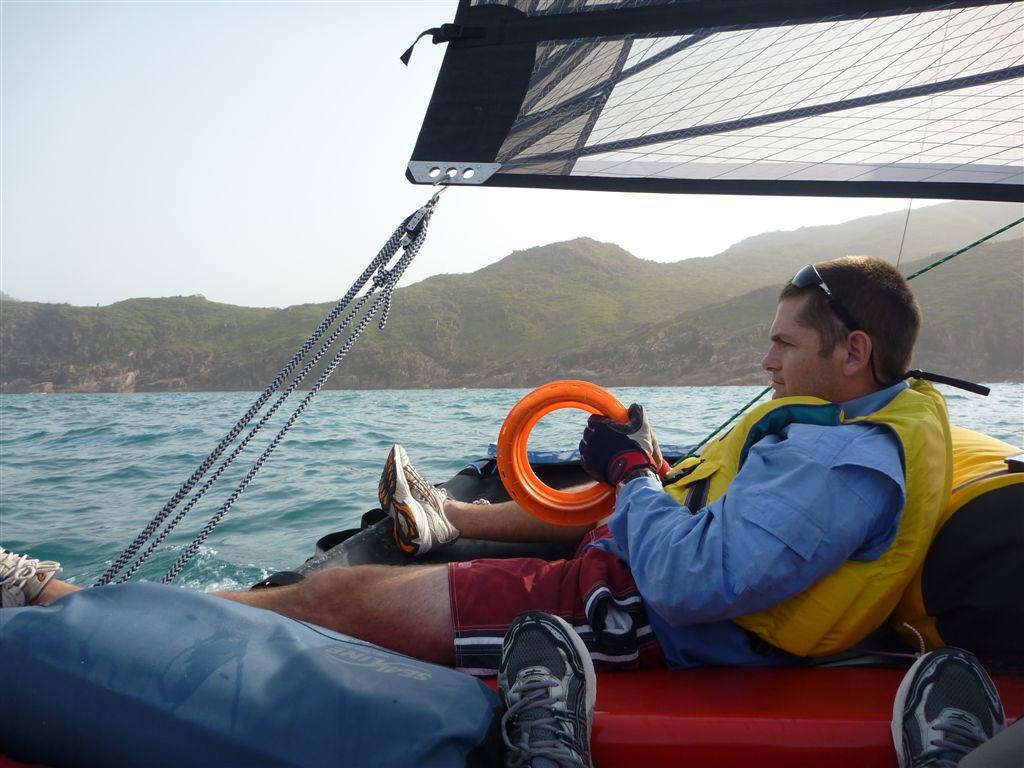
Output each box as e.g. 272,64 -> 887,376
378,445 -> 459,555
1,548 -> 62,608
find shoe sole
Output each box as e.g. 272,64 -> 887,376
891,651 -> 932,768
891,648 -> 1005,768
546,612 -> 597,750
378,445 -> 399,511
383,445 -> 422,555
392,500 -> 420,554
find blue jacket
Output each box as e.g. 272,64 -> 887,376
595,384 -> 908,667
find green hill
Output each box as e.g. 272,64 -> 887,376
492,239 -> 1023,387
1,201 -> 1020,392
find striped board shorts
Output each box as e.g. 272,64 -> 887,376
448,524 -> 667,676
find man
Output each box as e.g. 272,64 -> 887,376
2,256 -> 952,760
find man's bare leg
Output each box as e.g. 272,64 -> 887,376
443,497 -> 595,543
25,579 -> 79,605
27,564 -> 455,666
32,565 -> 454,664
220,563 -> 455,665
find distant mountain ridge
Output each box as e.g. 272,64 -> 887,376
1,201 -> 1021,393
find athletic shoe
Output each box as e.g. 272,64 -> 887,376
893,647 -> 1006,768
499,611 -> 596,768
378,444 -> 458,555
1,547 -> 62,608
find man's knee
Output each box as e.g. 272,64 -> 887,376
299,564 -> 446,610
301,564 -> 384,599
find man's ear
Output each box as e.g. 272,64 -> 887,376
843,330 -> 874,375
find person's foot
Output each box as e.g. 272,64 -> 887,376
892,647 -> 1006,768
377,444 -> 458,555
499,611 -> 595,768
1,548 -> 62,608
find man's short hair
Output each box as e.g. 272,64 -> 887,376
780,256 -> 921,382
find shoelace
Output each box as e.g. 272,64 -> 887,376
400,461 -> 455,540
501,677 -> 588,768
0,553 -> 39,588
405,465 -> 449,505
916,713 -> 987,768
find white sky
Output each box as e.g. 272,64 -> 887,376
1,0 -> 958,308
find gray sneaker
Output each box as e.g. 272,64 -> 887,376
1,547 -> 62,608
499,611 -> 596,768
892,647 -> 1006,768
378,445 -> 458,555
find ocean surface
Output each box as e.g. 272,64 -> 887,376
2,385 -> 1021,593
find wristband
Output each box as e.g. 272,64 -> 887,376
618,467 -> 657,485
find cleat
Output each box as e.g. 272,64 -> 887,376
1,547 -> 62,608
378,445 -> 458,556
893,647 -> 1006,768
499,611 -> 595,768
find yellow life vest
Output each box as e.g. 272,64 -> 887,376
664,380 -> 952,657
892,426 -> 1023,653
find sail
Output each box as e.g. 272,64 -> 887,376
407,0 -> 1023,201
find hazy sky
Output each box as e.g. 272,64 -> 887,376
0,0 -> 977,308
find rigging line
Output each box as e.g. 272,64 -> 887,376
115,282 -> 391,584
503,64 -> 1024,168
683,215 -> 1023,458
681,385 -> 773,460
904,215 -> 1023,280
93,226 -> 411,587
97,191 -> 443,585
162,253 -> 421,584
895,5 -> 954,270
895,202 -> 914,270
159,199 -> 440,583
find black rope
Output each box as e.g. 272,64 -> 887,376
904,216 -> 1023,280
94,191 -> 444,586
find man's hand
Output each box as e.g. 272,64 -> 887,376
579,403 -> 661,486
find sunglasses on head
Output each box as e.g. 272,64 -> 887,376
790,264 -> 863,333
788,264 -> 992,396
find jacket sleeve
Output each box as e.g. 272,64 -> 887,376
606,422 -> 906,627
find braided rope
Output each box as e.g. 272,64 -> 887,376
161,221 -> 432,583
904,216 -> 1023,280
94,193 -> 442,586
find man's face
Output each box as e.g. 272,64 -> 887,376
761,295 -> 847,401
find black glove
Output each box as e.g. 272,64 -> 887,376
579,403 -> 660,487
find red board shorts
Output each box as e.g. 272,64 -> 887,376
448,524 -> 667,675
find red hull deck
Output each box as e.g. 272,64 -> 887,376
589,667 -> 1023,767
484,666 -> 1023,767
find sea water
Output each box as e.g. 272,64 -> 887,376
1,385 -> 1021,593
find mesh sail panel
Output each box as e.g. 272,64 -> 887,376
408,0 -> 1023,200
